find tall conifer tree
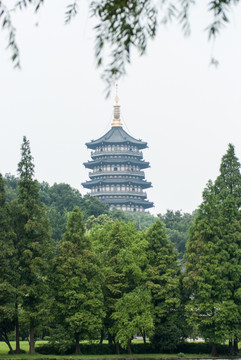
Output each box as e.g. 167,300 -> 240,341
145,219 -> 182,350
53,207 -> 105,354
13,136 -> 52,354
184,144 -> 241,355
0,174 -> 17,353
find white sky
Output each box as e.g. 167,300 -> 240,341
0,1 -> 241,215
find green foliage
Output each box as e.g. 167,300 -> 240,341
90,220 -> 149,351
52,207 -> 105,354
159,210 -> 195,257
3,174 -> 18,202
40,184 -> 109,241
117,210 -> 156,231
184,144 -> 241,349
85,213 -> 114,230
12,136 -> 53,354
111,286 -> 154,349
33,340 -> 232,355
145,219 -> 183,350
82,194 -> 109,219
0,174 -> 17,353
40,182 -> 83,212
4,176 -> 110,242
87,209 -> 156,231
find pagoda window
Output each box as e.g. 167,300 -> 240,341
99,168 -> 102,172
114,167 -> 117,171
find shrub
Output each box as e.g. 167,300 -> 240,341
36,341 -> 230,356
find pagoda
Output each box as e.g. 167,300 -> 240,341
82,91 -> 153,212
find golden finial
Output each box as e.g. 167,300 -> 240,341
112,84 -> 122,127
115,84 -> 119,105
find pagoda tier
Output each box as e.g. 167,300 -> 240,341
82,92 -> 154,212
89,169 -> 145,179
83,178 -> 152,189
83,158 -> 150,170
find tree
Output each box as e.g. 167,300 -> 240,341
3,173 -> 18,202
52,206 -> 105,354
90,220 -> 148,353
13,136 -> 53,354
0,174 -> 17,354
82,194 -> 109,219
184,144 -> 241,356
158,210 -> 195,257
145,219 -> 183,351
111,286 -> 154,352
0,0 -> 240,93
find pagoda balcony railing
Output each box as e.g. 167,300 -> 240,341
90,191 -> 147,197
89,170 -> 145,177
91,150 -> 143,158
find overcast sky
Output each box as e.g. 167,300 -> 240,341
1,1 -> 241,215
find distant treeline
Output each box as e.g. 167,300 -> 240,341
4,173 -> 194,256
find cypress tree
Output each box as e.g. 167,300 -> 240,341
0,174 -> 17,353
13,136 -> 52,354
184,144 -> 241,355
53,207 -> 105,354
145,219 -> 182,351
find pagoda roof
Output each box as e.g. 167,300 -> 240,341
84,158 -> 149,169
82,178 -> 152,189
86,126 -> 147,150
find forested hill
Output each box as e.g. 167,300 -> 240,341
3,173 -> 194,256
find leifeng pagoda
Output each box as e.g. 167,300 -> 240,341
82,92 -> 153,212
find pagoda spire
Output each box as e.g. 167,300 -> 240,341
111,84 -> 122,127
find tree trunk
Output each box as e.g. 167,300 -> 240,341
75,336 -> 81,355
115,341 -> 120,355
0,331 -> 14,354
234,339 -> 238,353
142,330 -> 146,344
108,333 -> 113,344
228,340 -> 233,354
211,342 -> 216,357
127,340 -> 132,355
99,329 -> 104,344
29,321 -> 35,354
15,303 -> 21,354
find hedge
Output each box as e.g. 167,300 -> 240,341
36,342 -> 230,356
